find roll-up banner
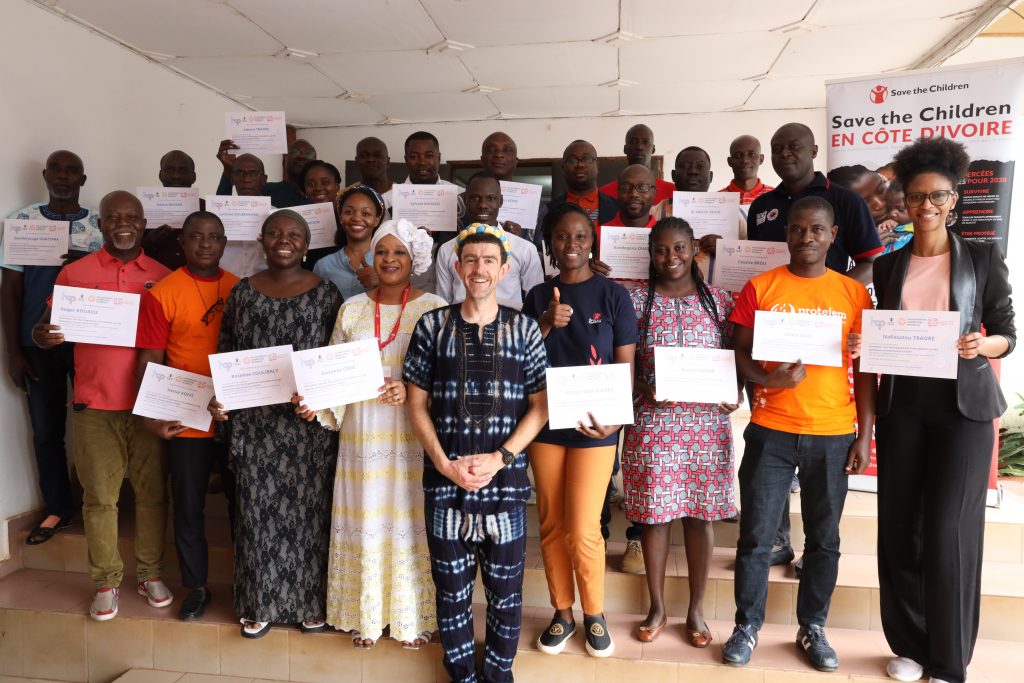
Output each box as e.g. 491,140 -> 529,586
826,59 -> 1024,505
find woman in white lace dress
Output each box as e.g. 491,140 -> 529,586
299,219 -> 443,649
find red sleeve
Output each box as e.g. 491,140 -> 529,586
135,290 -> 171,350
729,280 -> 758,328
46,267 -> 71,307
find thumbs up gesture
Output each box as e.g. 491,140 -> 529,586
354,254 -> 378,289
544,286 -> 574,330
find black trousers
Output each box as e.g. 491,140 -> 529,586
23,344 -> 75,521
167,437 -> 235,588
876,377 -> 992,683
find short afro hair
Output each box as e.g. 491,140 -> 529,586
892,137 -> 970,189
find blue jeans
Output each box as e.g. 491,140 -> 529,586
734,423 -> 853,629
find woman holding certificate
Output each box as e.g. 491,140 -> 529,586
299,219 -> 443,649
867,138 -> 1015,683
623,217 -> 739,647
313,184 -> 386,299
209,209 -> 342,639
521,204 -> 638,657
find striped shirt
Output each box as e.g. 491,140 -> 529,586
404,304 -> 548,513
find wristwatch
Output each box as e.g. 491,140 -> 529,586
498,446 -> 515,467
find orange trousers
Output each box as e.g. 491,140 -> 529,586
527,442 -> 617,615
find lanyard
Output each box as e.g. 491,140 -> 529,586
374,284 -> 411,351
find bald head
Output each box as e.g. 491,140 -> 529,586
481,132 -> 518,180
770,122 -> 818,186
231,154 -> 267,196
618,164 -> 657,222
42,150 -> 86,204
355,137 -> 390,183
727,135 -> 764,183
159,149 -> 196,188
624,124 -> 655,166
98,191 -> 146,258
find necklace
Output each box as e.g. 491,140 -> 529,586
190,270 -> 223,326
374,284 -> 411,351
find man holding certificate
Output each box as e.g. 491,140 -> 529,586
723,196 -> 875,673
135,210 -> 239,622
1,149 -> 102,546
31,190 -> 172,622
405,224 -> 548,683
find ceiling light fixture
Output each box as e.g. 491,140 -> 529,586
142,50 -> 175,62
770,20 -> 822,35
339,92 -> 371,103
427,40 -> 474,54
276,47 -> 319,61
464,84 -> 500,94
594,30 -> 642,46
600,78 -> 638,89
378,116 -> 409,125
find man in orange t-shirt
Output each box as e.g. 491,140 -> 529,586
722,196 -> 875,672
135,210 -> 239,622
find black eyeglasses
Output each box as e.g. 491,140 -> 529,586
200,298 -> 225,326
564,155 -> 596,167
621,183 -> 656,194
905,190 -> 954,207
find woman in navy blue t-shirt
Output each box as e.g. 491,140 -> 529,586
522,203 -> 638,658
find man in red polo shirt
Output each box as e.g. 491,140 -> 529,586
719,135 -> 774,205
33,190 -> 172,622
593,164 -> 658,280
599,124 -> 675,206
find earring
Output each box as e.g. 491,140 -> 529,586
303,254 -> 308,262
588,252 -> 593,259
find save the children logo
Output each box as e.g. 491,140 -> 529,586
869,84 -> 888,104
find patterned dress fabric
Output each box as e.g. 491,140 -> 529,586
317,291 -> 446,642
621,285 -> 738,524
217,278 -> 342,623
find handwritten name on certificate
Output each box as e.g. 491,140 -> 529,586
713,239 -> 791,292
293,202 -> 337,250
51,285 -> 140,347
672,191 -> 741,239
206,196 -> 272,241
291,338 -> 385,411
136,187 -> 200,230
654,347 -> 738,404
860,310 -> 960,379
546,363 -> 634,430
224,111 -> 288,155
599,226 -> 651,281
390,184 -> 459,232
3,220 -> 69,266
208,345 -> 295,411
497,181 -> 543,233
133,363 -> 215,431
752,310 -> 844,368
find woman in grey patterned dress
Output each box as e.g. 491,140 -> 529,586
210,210 -> 342,638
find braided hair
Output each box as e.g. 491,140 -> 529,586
637,217 -> 721,356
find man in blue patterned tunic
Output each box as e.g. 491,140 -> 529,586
405,223 -> 549,683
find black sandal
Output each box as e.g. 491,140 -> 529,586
26,517 -> 71,546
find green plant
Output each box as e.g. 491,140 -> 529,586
998,393 -> 1024,477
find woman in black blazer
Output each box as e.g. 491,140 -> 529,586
869,138 -> 1015,683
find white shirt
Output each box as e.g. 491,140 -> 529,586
435,230 -> 544,310
220,203 -> 274,278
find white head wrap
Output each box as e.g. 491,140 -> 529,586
369,219 -> 434,275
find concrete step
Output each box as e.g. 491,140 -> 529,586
2,568 -> 1021,683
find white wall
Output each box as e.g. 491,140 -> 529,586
0,0 -> 279,556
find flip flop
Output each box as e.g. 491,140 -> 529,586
400,631 -> 433,650
300,620 -> 327,633
240,619 -> 271,639
352,631 -> 377,649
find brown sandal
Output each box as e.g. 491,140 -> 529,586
687,627 -> 713,648
636,617 -> 668,643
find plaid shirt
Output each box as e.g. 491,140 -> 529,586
404,304 -> 547,513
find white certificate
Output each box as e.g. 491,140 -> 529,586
497,181 -> 543,234
132,363 -> 215,431
291,338 -> 385,411
50,285 -> 140,347
136,187 -> 200,230
860,310 -> 961,379
208,345 -> 295,410
293,202 -> 337,250
713,239 -> 791,292
599,226 -> 650,281
752,310 -> 844,368
205,195 -> 272,241
672,191 -> 741,239
3,220 -> 69,266
224,111 -> 288,155
654,347 -> 738,404
546,363 -> 635,430
390,184 -> 459,232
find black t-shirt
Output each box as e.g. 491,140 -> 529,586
747,171 -> 883,273
522,274 -> 639,447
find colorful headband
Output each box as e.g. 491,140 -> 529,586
338,183 -> 386,216
454,222 -> 512,255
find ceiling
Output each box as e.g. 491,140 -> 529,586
32,0 -> 1024,128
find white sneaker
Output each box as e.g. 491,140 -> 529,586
137,578 -> 174,608
89,587 -> 119,621
887,657 -> 924,681
621,539 -> 645,574
928,679 -> 952,683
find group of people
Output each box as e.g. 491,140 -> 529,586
1,119 -> 1012,683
